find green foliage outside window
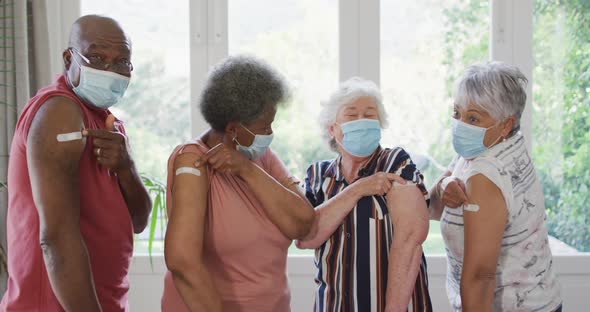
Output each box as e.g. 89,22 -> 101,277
443,0 -> 590,251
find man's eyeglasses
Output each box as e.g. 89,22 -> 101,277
69,48 -> 133,74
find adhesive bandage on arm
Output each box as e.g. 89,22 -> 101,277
392,181 -> 417,187
175,167 -> 201,177
464,204 -> 480,212
56,131 -> 83,142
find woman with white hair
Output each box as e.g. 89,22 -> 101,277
428,62 -> 562,311
296,77 -> 433,312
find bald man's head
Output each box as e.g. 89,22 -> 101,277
63,15 -> 133,84
68,15 -> 130,49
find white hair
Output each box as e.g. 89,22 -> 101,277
318,77 -> 388,152
454,62 -> 528,132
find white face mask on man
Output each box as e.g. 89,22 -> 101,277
68,48 -> 130,109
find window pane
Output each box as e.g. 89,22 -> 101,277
228,0 -> 338,255
81,0 -> 190,254
533,1 -> 589,252
380,0 -> 489,255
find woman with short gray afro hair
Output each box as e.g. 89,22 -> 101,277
162,55 -> 315,311
200,55 -> 290,131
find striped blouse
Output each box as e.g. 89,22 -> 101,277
305,146 -> 433,312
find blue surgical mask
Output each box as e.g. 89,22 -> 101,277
451,118 -> 502,159
337,119 -> 381,157
69,59 -> 130,109
235,124 -> 274,160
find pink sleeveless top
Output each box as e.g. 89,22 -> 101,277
1,75 -> 133,311
161,139 -> 295,312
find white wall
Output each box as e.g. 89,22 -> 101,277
129,254 -> 590,311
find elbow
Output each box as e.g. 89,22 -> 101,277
132,199 -> 152,234
286,205 -> 316,240
396,220 -> 429,247
461,267 -> 497,288
164,247 -> 196,279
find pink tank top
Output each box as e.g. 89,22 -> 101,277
1,75 -> 133,311
161,139 -> 294,312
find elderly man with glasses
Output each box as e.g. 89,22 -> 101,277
1,15 -> 151,312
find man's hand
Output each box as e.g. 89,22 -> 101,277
196,143 -> 251,176
440,176 -> 468,208
351,172 -> 407,198
82,115 -> 131,173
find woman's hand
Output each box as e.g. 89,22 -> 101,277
440,176 -> 468,208
352,172 -> 407,198
196,143 -> 251,176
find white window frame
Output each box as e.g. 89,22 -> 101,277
60,0 -> 588,260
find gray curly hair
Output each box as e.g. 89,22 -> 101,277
200,55 -> 290,131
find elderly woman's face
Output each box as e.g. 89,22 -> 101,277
330,96 -> 379,144
453,102 -> 511,147
235,106 -> 276,147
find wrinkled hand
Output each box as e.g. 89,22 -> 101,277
352,172 -> 407,197
197,142 -> 251,175
439,176 -> 468,208
82,114 -> 131,173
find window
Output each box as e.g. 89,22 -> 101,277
380,0 -> 489,254
77,0 -> 589,256
532,1 -> 590,252
81,0 -> 191,254
228,0 -> 339,255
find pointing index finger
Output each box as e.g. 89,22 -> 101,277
82,128 -> 116,139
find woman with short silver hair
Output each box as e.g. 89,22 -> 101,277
161,55 -> 315,312
297,77 -> 433,312
429,62 -> 562,311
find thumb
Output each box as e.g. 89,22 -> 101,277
386,173 -> 407,185
105,114 -> 116,131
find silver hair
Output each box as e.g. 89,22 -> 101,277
454,61 -> 528,131
318,77 -> 388,152
200,55 -> 290,131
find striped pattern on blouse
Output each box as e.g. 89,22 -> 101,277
305,146 -> 433,312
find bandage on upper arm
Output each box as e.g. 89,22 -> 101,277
175,167 -> 201,177
56,131 -> 82,142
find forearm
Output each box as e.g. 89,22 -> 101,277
118,162 -> 152,233
240,163 -> 314,239
428,174 -> 449,221
386,240 -> 423,312
460,274 -> 495,312
170,266 -> 222,311
40,234 -> 101,312
428,182 -> 444,220
296,187 -> 360,249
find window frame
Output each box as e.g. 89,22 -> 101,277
62,0 -> 589,259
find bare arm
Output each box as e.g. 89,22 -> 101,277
296,172 -> 406,249
164,153 -> 222,311
27,97 -> 101,311
427,171 -> 451,220
200,143 -> 315,240
83,115 -> 151,233
385,185 -> 429,312
460,174 -> 507,312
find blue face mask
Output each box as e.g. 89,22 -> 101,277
451,118 -> 503,159
69,58 -> 130,109
337,119 -> 381,157
235,124 -> 274,160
